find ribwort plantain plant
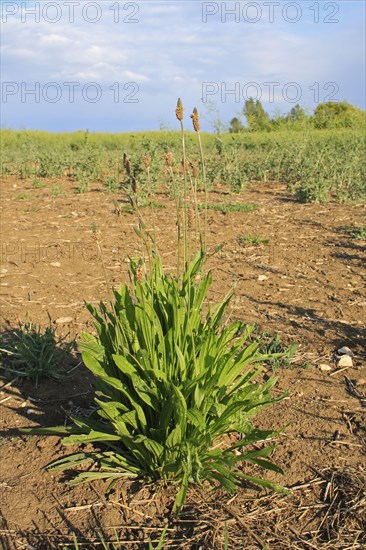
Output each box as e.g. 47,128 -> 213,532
25,99 -> 288,515
26,249 -> 287,513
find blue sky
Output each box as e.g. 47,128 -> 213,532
1,0 -> 365,132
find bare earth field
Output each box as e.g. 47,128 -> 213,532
0,175 -> 365,549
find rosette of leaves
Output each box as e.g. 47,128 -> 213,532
27,251 -> 287,513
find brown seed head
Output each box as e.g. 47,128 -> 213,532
123,154 -> 131,175
143,154 -> 151,169
132,178 -> 138,194
190,107 -> 200,132
165,150 -> 174,166
175,98 -> 184,122
190,161 -> 199,178
136,265 -> 144,284
176,205 -> 183,228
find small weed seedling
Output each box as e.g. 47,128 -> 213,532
251,329 -> 298,371
32,178 -> 44,189
0,321 -> 74,386
339,225 -> 366,240
103,176 -> 120,193
238,234 -> 269,245
51,185 -> 64,197
15,193 -> 32,200
199,203 -> 259,214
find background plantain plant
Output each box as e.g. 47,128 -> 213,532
1,320 -> 74,387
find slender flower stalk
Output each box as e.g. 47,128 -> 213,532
143,154 -> 157,243
191,107 -> 208,251
123,153 -> 139,210
187,206 -> 195,260
166,148 -> 181,275
176,98 -> 189,272
92,226 -> 114,307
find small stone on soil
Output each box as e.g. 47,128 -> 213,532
55,316 -> 73,324
50,262 -> 61,267
337,346 -> 354,356
337,355 -> 353,368
319,364 -> 332,372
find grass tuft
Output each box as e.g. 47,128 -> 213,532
199,203 -> 259,214
238,234 -> 269,245
0,321 -> 74,386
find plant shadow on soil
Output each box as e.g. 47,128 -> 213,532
331,239 -> 366,270
0,507 -> 142,550
0,503 -> 210,550
0,511 -> 87,550
240,295 -> 366,354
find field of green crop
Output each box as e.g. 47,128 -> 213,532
1,127 -> 365,203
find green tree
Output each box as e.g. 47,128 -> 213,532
312,101 -> 366,129
287,104 -> 307,122
270,110 -> 287,130
229,116 -> 245,133
243,98 -> 271,132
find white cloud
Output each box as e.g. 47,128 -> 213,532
40,33 -> 70,45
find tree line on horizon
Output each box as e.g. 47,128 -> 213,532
228,100 -> 366,133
